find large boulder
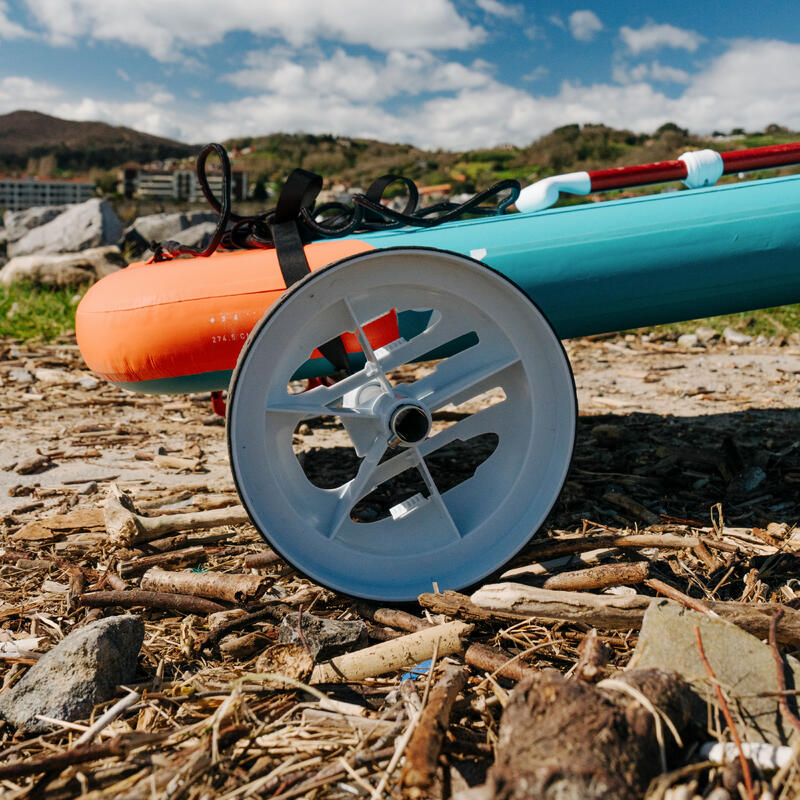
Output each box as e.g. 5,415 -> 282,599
0,614 -> 143,734
0,246 -> 125,286
8,199 -> 123,257
3,205 -> 69,243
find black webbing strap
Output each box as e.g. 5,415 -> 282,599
269,169 -> 351,376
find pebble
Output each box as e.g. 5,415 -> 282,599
723,326 -> 753,345
677,333 -> 698,348
8,368 -> 33,383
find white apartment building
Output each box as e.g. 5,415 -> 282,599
0,176 -> 95,211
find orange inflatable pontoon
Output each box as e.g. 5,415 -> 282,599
76,238 -> 395,394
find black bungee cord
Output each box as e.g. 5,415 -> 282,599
151,142 -> 521,262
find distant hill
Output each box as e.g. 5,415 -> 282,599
1,109 -> 797,195
0,110 -> 194,172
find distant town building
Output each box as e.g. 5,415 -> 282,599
0,176 -> 95,211
118,165 -> 248,202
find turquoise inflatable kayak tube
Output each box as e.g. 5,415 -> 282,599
357,174 -> 800,339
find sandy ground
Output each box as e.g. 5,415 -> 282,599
2,331 -> 800,526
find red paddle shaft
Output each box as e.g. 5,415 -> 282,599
589,142 -> 800,191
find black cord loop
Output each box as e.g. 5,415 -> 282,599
151,143 -> 521,262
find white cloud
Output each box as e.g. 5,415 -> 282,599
0,76 -> 61,113
614,60 -> 691,84
7,38 -> 800,155
522,66 -> 549,82
548,14 -> 565,30
620,23 -> 705,55
0,1 -> 34,38
224,49 -> 494,103
475,0 -> 521,19
569,10 -> 602,42
21,0 -> 485,60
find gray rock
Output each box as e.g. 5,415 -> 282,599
127,211 -> 218,245
174,221 -> 218,251
8,199 -> 123,257
632,599 -> 800,745
278,612 -> 367,660
0,614 -> 143,734
3,205 -> 69,243
677,333 -> 698,348
0,246 -> 125,286
695,326 -> 718,343
723,326 -> 753,345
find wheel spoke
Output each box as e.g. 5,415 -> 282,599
266,368 -> 384,419
414,452 -> 462,540
411,347 -> 519,412
325,437 -> 387,540
419,402 -> 507,458
374,313 -> 475,374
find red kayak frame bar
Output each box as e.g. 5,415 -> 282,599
589,142 -> 800,192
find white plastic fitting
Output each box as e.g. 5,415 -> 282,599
515,171 -> 591,214
678,149 -> 724,189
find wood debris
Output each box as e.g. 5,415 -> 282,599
3,332 -> 800,798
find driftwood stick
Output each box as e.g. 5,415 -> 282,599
470,584 -> 800,647
695,626 -> 755,800
401,664 -> 467,794
356,605 -> 432,633
140,567 -> 268,603
417,590 -> 499,622
101,484 -> 249,546
310,621 -> 473,684
768,610 -> 800,740
0,736 -> 127,779
542,561 -> 650,591
146,531 -> 230,552
646,578 -> 717,616
602,491 -> 659,525
521,533 -> 736,561
80,590 -> 226,615
244,549 -> 282,569
117,546 -> 207,578
464,642 -> 538,682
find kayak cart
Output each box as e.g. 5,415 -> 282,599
77,142 -> 800,600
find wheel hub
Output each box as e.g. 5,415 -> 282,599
389,402 -> 431,446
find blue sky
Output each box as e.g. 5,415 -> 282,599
1,1 -> 799,149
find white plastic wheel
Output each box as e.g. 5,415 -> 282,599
227,247 -> 576,600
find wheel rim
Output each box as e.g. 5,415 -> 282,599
228,247 -> 576,601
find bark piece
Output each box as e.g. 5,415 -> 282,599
486,668 -> 693,800
0,615 -> 143,734
465,643 -> 538,682
254,643 -> 314,689
542,561 -> 649,591
310,621 -> 473,683
402,664 -> 468,794
117,546 -> 206,578
140,566 -> 268,603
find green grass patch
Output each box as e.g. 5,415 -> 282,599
635,304 -> 800,339
0,281 -> 88,341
